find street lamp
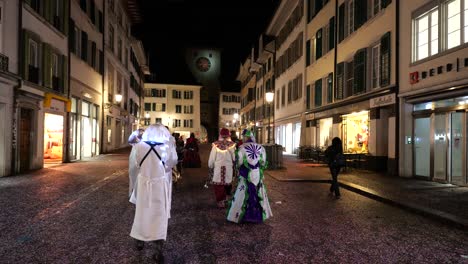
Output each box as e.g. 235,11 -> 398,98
104,93 -> 123,109
265,91 -> 274,144
233,112 -> 240,136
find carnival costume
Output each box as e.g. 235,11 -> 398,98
183,133 -> 201,168
227,129 -> 273,223
208,128 -> 236,208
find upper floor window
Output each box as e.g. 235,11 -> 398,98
173,90 -> 181,99
184,91 -> 193,99
29,40 -> 38,67
109,25 -> 114,51
413,0 -> 468,62
175,105 -> 182,113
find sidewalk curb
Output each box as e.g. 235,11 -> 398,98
265,171 -> 468,230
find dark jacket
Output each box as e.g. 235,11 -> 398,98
325,146 -> 341,167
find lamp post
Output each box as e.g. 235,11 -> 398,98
265,91 -> 274,144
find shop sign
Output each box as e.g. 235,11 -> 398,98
409,57 -> 468,84
370,94 -> 396,108
49,99 -> 65,112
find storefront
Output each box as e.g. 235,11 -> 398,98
407,95 -> 468,185
43,93 -> 70,164
276,121 -> 301,154
69,97 -> 100,160
305,92 -> 396,173
342,111 -> 369,154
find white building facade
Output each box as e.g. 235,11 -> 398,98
304,0 -> 397,173
15,0 -> 70,173
399,0 -> 468,185
143,83 -> 202,140
103,0 -> 133,153
0,0 -> 20,176
267,0 -> 306,154
69,0 -> 104,161
218,92 -> 241,134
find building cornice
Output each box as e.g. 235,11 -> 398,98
266,0 -> 299,36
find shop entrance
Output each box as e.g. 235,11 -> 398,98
19,108 -> 33,172
44,113 -> 64,163
414,111 -> 466,184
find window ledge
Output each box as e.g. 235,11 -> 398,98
23,4 -> 66,39
410,42 -> 468,66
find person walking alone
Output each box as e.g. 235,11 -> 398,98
128,124 -> 178,262
325,137 -> 344,199
208,128 -> 236,208
227,129 -> 273,223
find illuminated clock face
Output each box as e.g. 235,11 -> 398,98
196,57 -> 211,72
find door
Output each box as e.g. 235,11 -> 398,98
433,114 -> 447,181
19,108 -> 33,172
414,117 -> 431,177
450,112 -> 465,185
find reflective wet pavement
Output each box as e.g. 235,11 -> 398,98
0,145 -> 467,263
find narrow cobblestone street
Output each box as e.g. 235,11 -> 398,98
0,145 -> 467,263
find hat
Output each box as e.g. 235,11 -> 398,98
220,128 -> 230,137
241,129 -> 254,138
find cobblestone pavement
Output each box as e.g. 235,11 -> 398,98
0,145 -> 467,263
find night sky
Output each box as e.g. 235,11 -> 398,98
132,0 -> 280,91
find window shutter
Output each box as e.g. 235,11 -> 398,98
42,43 -> 52,88
381,0 -> 392,9
162,103 -> 166,112
327,73 -> 333,103
63,0 -> 69,34
338,4 -> 345,42
98,11 -> 104,33
316,28 -> 322,59
329,16 -> 335,50
315,79 -> 322,107
306,84 -> 311,109
306,39 -> 311,66
87,39 -> 92,65
43,0 -> 52,24
354,0 -> 368,30
380,32 -> 391,87
69,19 -> 75,53
353,48 -> 367,94
335,62 -> 344,100
81,32 -> 88,61
22,30 -> 31,80
62,54 -> 68,94
99,50 -> 104,74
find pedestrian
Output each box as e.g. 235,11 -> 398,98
175,134 -> 185,172
183,132 -> 201,168
208,128 -> 236,208
128,128 -> 145,198
128,124 -> 178,262
324,137 -> 345,199
227,129 -> 273,223
128,128 -> 145,145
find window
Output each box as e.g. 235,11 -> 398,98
175,105 -> 182,113
336,62 -> 344,100
144,103 -> 151,111
306,84 -> 312,109
446,0 -> 461,49
315,79 -> 322,107
373,0 -> 381,16
51,53 -> 59,77
287,81 -> 292,104
327,73 -> 333,103
155,118 -> 162,124
117,38 -> 122,61
172,119 -> 181,128
329,17 -> 335,50
184,91 -> 193,99
345,61 -> 354,97
353,48 -> 367,94
80,0 -> 87,12
348,0 -> 354,35
108,25 -> 114,51
415,9 -> 438,61
29,40 -> 38,67
184,105 -> 194,114
81,31 -> 88,61
108,64 -> 114,101
91,42 -> 97,68
306,40 -> 311,66
316,29 -> 322,59
281,85 -> 286,106
371,44 -> 380,89
172,90 -> 182,99
155,103 -> 166,112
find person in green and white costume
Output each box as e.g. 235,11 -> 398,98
227,129 -> 273,223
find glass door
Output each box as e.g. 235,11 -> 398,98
450,112 -> 465,185
414,117 -> 431,177
433,114 -> 447,181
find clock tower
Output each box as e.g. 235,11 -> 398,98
186,48 -> 221,141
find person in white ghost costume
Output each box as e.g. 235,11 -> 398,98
128,124 -> 177,261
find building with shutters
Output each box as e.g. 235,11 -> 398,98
0,0 -> 21,176
303,0 -> 397,173
143,83 -> 202,141
128,38 -> 146,133
14,0 -> 70,173
267,0 -> 306,154
102,0 -> 136,153
69,0 -> 105,161
399,0 -> 468,185
237,55 -> 257,138
218,92 -> 241,135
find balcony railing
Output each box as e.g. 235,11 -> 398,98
0,53 -> 8,72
